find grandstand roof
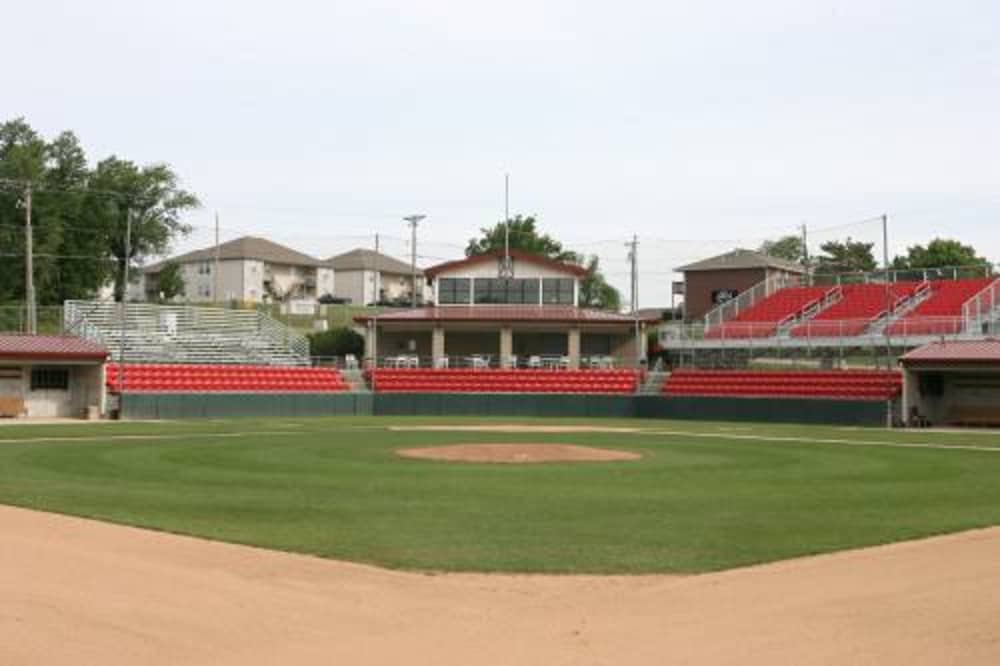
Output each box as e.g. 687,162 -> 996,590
424,249 -> 588,279
356,305 -> 657,325
0,334 -> 108,361
145,236 -> 322,272
677,249 -> 805,274
326,249 -> 421,275
901,340 -> 1000,365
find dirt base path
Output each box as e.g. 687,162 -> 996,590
398,443 -> 642,463
3,505 -> 999,665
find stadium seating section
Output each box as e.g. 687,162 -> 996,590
886,278 -> 994,336
705,286 -> 834,339
106,363 -> 349,393
369,368 -> 639,394
663,369 -> 902,401
790,282 -> 920,338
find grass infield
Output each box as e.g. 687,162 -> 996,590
1,416 -> 999,574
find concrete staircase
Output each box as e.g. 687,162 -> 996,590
638,371 -> 668,395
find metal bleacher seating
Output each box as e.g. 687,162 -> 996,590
64,300 -> 310,366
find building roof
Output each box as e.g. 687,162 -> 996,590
0,334 -> 109,361
355,305 -> 659,325
676,249 -> 805,274
145,236 -> 322,272
901,339 -> 1000,365
424,249 -> 589,279
326,248 -> 421,275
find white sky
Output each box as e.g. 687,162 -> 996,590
5,0 -> 999,306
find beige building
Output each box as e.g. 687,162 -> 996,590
358,249 -> 656,369
139,236 -> 334,305
0,335 -> 107,419
326,249 -> 426,306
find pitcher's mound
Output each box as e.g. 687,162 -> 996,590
397,443 -> 642,464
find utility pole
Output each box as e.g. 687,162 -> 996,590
24,182 -> 36,334
627,234 -> 641,369
501,173 -> 513,278
882,213 -> 892,429
214,212 -> 221,303
403,214 -> 426,308
800,223 -> 809,284
118,207 -> 133,417
371,233 -> 380,390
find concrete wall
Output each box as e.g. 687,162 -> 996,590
0,363 -> 105,418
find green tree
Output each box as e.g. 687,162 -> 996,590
0,117 -> 199,305
466,215 -> 577,262
891,238 -> 990,271
465,216 -> 622,310
759,235 -> 806,263
815,238 -> 877,274
155,261 -> 186,302
86,157 -> 199,301
309,327 -> 365,358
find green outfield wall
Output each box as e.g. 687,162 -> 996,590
120,392 -> 887,426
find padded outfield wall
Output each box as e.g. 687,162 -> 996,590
120,392 -> 886,426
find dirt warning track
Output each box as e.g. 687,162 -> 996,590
3,505 -> 1000,665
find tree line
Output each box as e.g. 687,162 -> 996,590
0,117 -> 199,305
760,234 -> 991,275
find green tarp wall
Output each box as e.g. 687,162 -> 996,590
121,392 -> 886,426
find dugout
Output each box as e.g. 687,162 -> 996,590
0,334 -> 108,419
900,340 -> 1000,427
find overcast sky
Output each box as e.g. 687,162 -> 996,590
5,0 -> 999,306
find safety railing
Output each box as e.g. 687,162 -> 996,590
703,273 -> 802,330
962,278 -> 1000,334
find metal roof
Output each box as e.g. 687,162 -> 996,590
326,248 -> 421,275
424,250 -> 588,279
145,236 -> 322,272
356,305 -> 657,325
0,335 -> 109,361
676,249 -> 805,274
901,339 -> 1000,364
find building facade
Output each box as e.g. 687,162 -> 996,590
138,236 -> 334,305
358,250 -> 654,369
327,249 -> 426,306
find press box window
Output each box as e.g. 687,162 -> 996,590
542,278 -> 575,304
31,368 -> 69,391
438,278 -> 471,304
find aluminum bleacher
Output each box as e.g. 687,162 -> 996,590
106,363 -> 348,393
663,369 -> 902,401
369,368 -> 639,394
65,300 -> 309,366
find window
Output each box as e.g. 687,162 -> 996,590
473,279 -> 540,304
438,278 -> 471,304
31,368 -> 69,391
198,284 -> 212,298
197,261 -> 212,275
542,278 -> 575,304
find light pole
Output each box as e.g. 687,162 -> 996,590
404,214 -> 426,308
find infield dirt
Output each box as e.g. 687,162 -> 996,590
3,504 -> 1000,665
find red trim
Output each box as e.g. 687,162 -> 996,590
424,249 -> 588,278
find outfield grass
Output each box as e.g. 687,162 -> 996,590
1,417 -> 999,574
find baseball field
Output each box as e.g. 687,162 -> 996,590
3,416 -> 1000,664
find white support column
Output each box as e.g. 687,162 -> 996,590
432,327 -> 446,367
567,328 -> 581,370
500,327 -> 513,366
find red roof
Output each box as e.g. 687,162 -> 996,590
357,305 -> 656,325
0,334 -> 109,361
901,340 -> 1000,365
424,249 -> 588,279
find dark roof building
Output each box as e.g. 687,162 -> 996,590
326,249 -> 421,275
145,236 -> 322,273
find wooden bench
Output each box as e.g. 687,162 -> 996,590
950,406 -> 1000,427
0,396 -> 26,418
